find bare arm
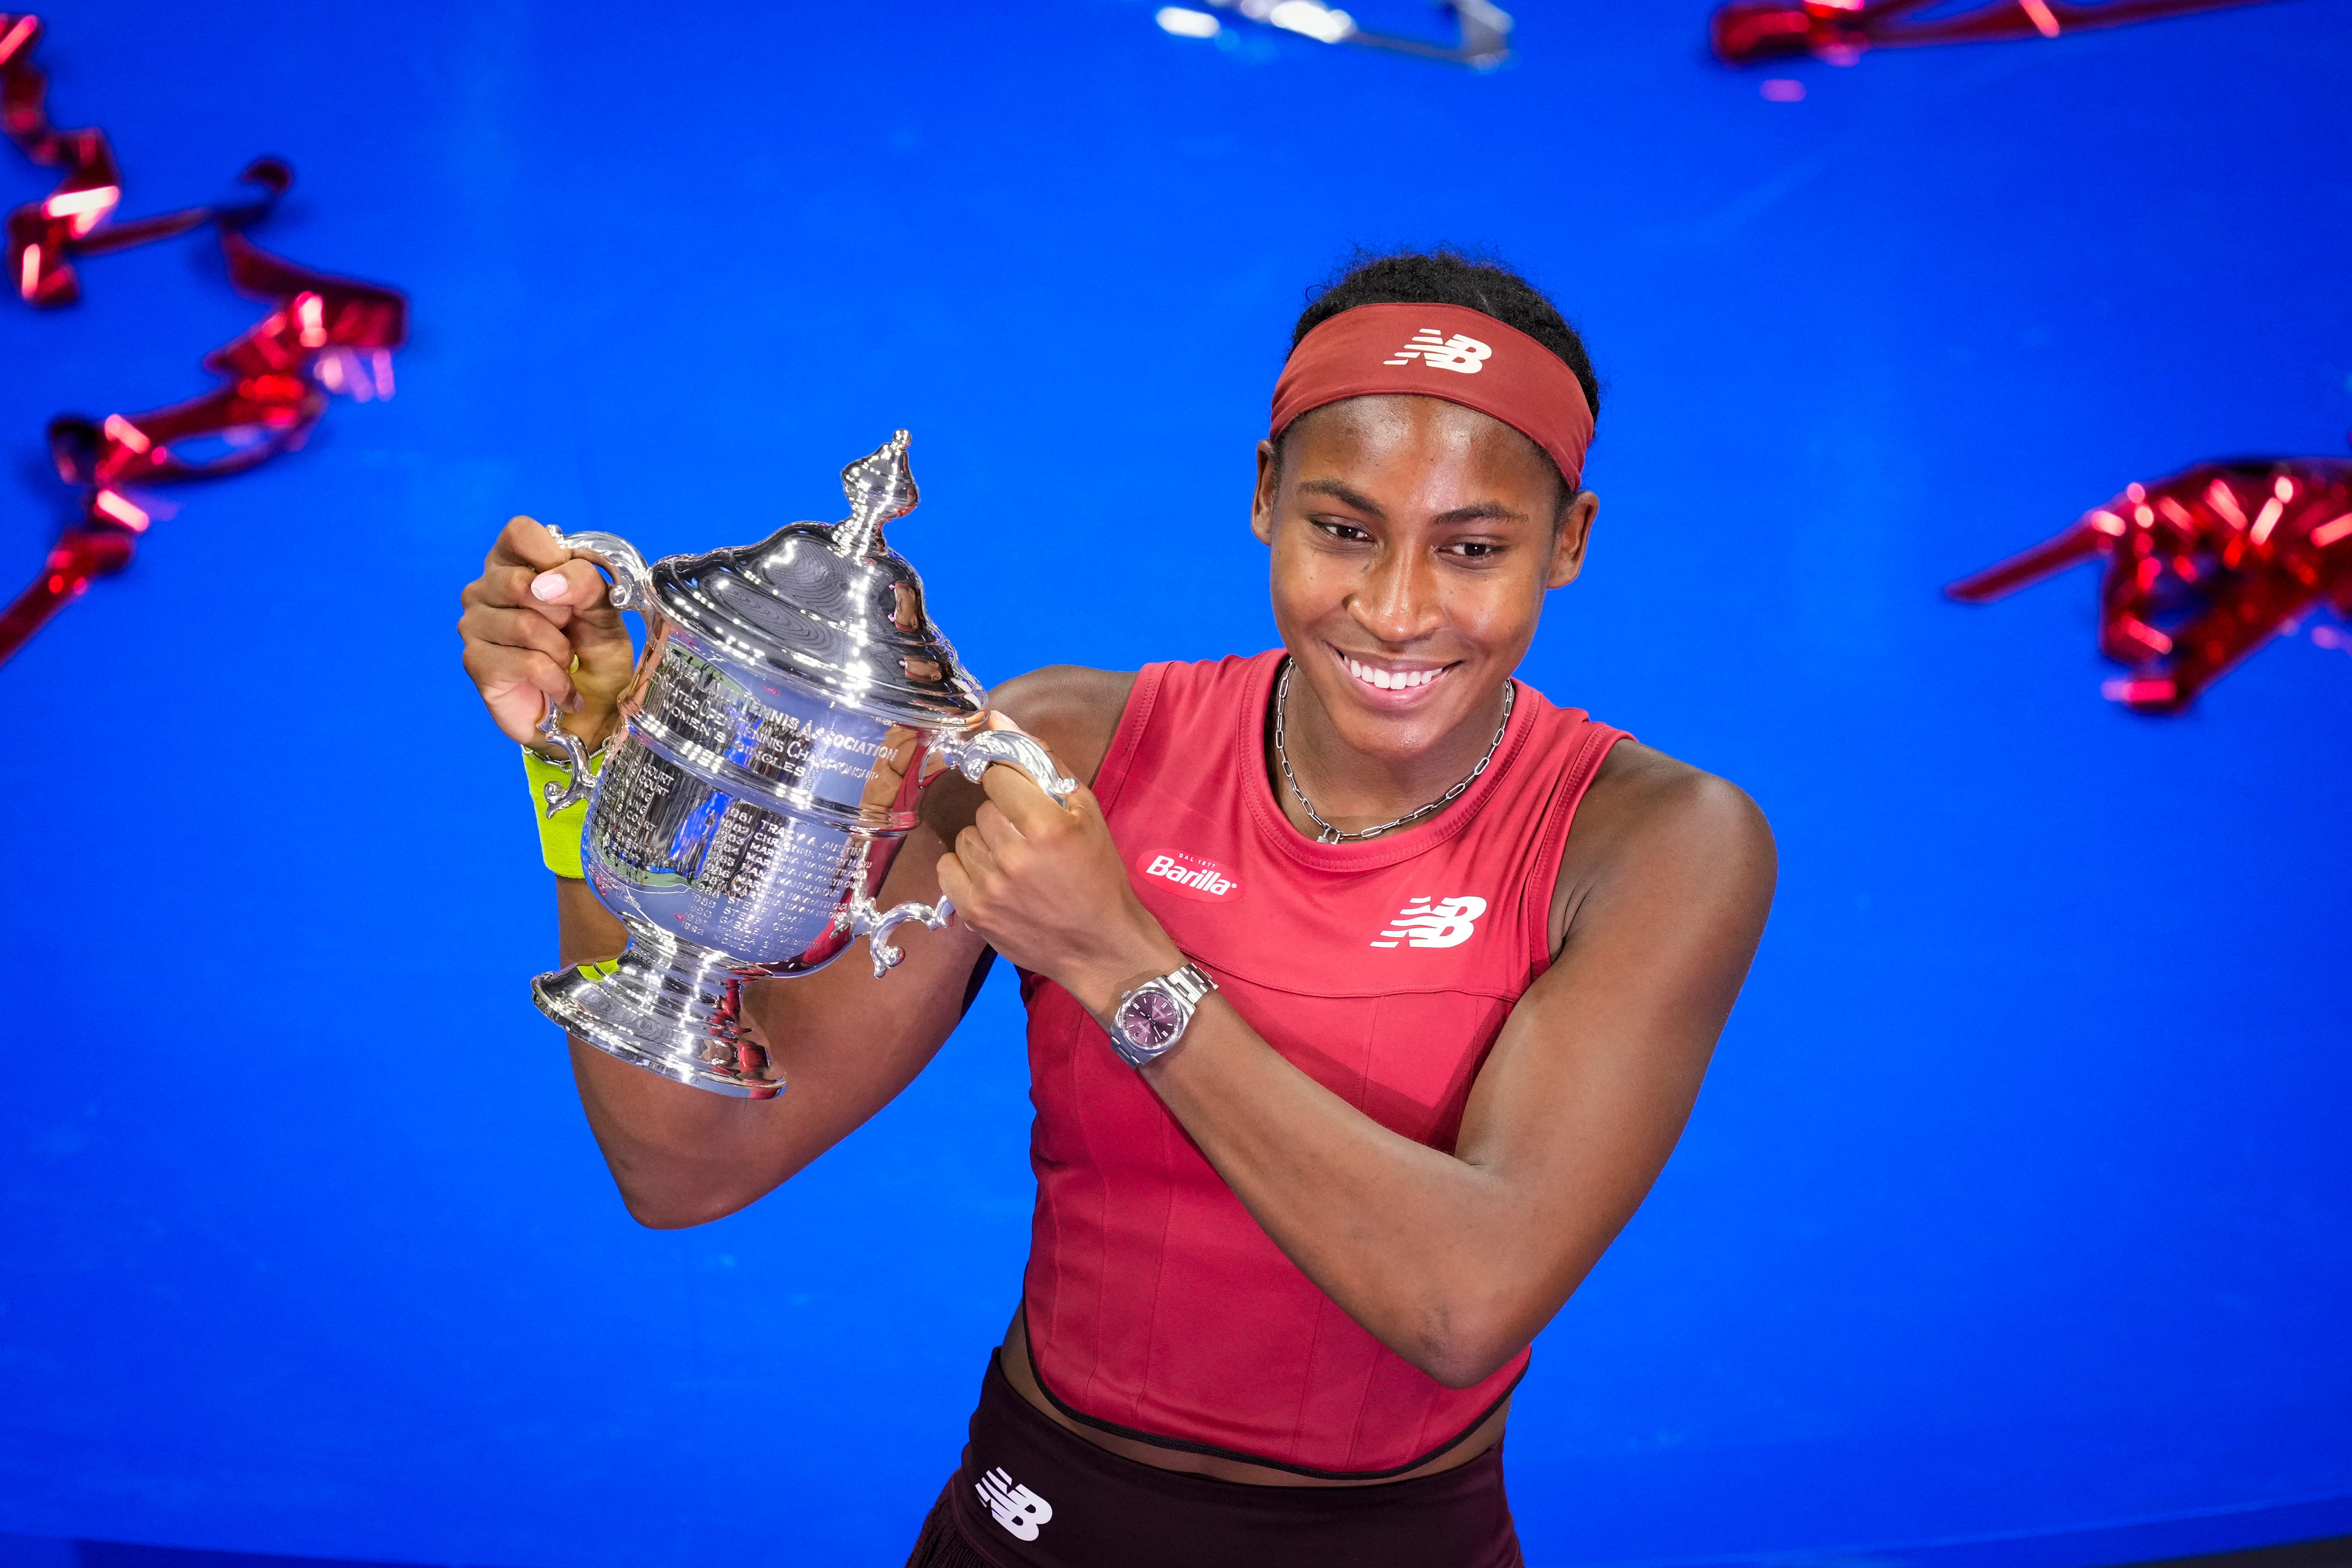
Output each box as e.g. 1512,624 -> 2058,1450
941,742 -> 1775,1387
459,513 -> 1133,1228
549,823 -> 988,1228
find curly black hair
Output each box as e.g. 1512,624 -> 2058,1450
1290,248 -> 1601,430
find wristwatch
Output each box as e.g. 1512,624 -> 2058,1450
1106,963 -> 1217,1067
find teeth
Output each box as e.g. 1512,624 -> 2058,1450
1343,655 -> 1443,692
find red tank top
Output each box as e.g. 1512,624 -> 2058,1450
1018,651 -> 1630,1478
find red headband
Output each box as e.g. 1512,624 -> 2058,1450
1269,302 -> 1596,492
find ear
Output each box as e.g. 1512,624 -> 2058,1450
1547,491 -> 1598,590
1251,438 -> 1279,546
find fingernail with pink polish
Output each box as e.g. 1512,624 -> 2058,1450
531,572 -> 565,601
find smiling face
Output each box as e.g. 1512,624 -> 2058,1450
1252,394 -> 1597,791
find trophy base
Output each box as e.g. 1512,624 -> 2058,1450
532,934 -> 785,1099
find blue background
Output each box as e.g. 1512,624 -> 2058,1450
2,1 -> 2348,1564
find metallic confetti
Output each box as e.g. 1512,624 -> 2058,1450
0,14 -> 406,665
1710,0 -> 2275,66
1949,459 -> 2352,713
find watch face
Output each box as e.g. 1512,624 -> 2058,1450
1117,988 -> 1183,1050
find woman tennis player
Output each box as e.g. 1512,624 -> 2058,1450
457,250 -> 1775,1567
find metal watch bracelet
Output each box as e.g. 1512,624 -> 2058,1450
1107,962 -> 1216,1068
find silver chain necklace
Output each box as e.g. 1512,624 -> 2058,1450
1272,659 -> 1514,845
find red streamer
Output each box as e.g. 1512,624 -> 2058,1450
1710,0 -> 2277,65
1949,458 -> 2352,713
0,12 -> 230,305
0,12 -> 407,667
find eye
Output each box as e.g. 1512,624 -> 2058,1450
1312,518 -> 1374,543
1445,539 -> 1505,560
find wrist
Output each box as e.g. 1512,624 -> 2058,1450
1100,960 -> 1218,1070
521,743 -> 606,879
1067,931 -> 1189,1021
547,707 -> 620,754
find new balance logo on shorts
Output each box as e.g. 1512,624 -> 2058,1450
1383,328 -> 1491,374
976,1467 -> 1053,1542
1371,895 -> 1488,949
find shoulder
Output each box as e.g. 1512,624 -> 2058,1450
1553,739 -> 1777,944
1583,741 -> 1771,855
990,665 -> 1139,787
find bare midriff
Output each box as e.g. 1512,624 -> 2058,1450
996,1313 -> 1510,1488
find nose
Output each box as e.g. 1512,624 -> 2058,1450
1347,540 -> 1442,648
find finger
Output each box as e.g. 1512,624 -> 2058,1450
954,823 -> 1000,882
975,708 -> 1068,792
464,562 -> 544,611
491,515 -> 571,572
475,524 -> 629,645
467,564 -> 633,672
527,558 -> 615,613
462,642 -> 575,740
936,852 -> 974,913
466,563 -> 596,640
462,639 -> 573,706
459,602 -> 575,665
972,797 -> 1026,854
980,760 -> 1082,831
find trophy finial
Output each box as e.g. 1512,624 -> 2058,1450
832,429 -> 919,559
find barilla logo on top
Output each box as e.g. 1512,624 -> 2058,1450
1137,848 -> 1243,903
1384,328 -> 1491,374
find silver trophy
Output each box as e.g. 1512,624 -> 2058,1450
528,431 -> 1073,1099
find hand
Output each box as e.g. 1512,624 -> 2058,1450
935,726 -> 1183,1016
457,516 -> 638,750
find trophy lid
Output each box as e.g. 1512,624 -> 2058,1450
648,431 -> 989,726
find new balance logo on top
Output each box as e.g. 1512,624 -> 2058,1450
1372,895 -> 1488,949
976,1467 -> 1053,1542
1383,329 -> 1492,374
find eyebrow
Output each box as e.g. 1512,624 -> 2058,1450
1298,478 -> 1387,518
1296,477 -> 1529,528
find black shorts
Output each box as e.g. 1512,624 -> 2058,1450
905,1349 -> 1523,1568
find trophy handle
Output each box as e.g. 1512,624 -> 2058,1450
532,527 -> 660,816
841,892 -> 957,979
932,726 -> 1078,804
544,527 -> 661,619
535,703 -> 605,815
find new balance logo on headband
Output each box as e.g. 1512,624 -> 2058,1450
1384,328 -> 1492,374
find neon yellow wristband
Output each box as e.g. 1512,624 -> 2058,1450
521,744 -> 604,879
